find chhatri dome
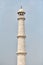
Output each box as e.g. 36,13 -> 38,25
17,6 -> 25,15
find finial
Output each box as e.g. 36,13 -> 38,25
21,6 -> 22,9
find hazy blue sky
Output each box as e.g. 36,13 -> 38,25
0,0 -> 43,65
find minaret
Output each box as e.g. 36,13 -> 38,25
16,6 -> 27,65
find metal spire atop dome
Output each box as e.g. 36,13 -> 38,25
21,5 -> 22,9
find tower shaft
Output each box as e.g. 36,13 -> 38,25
17,7 -> 26,65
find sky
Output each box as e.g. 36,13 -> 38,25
0,0 -> 43,65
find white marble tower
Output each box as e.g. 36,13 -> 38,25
16,6 -> 27,65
